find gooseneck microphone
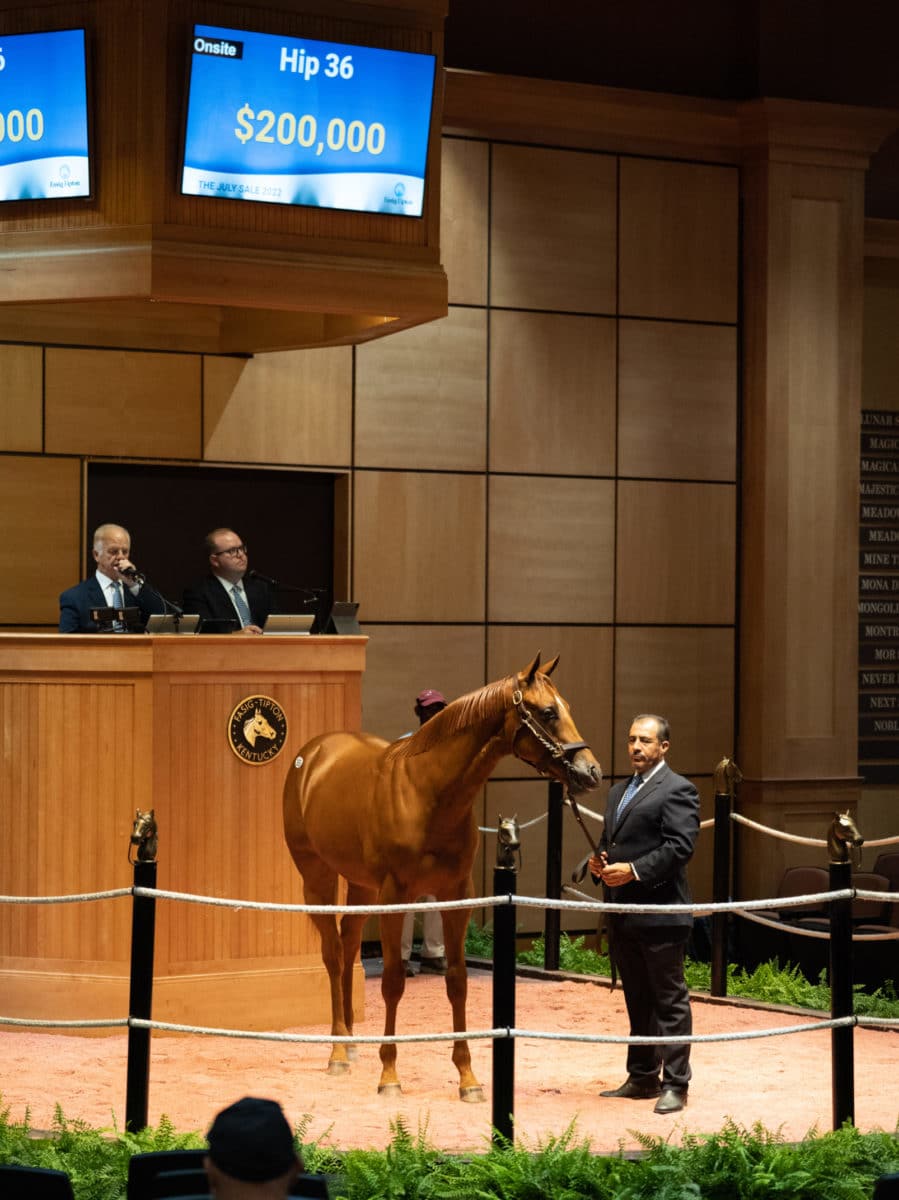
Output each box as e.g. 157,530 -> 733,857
248,569 -> 325,601
118,564 -> 146,585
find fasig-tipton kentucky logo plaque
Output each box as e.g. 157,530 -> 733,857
227,695 -> 288,765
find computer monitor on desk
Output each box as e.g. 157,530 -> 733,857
145,614 -> 201,635
322,601 -> 361,635
263,614 -> 314,635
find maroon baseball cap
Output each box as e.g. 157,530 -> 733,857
415,689 -> 446,708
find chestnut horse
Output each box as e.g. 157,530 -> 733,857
283,653 -> 601,1100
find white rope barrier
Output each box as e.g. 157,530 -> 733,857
731,813 -> 827,846
0,888 -> 131,904
0,1017 -> 128,1029
479,813 -> 547,834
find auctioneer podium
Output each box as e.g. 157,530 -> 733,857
0,633 -> 366,1032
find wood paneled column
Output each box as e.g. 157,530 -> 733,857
737,99 -> 897,897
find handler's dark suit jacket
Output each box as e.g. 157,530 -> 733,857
597,762 -> 700,929
182,573 -> 271,629
58,577 -> 165,633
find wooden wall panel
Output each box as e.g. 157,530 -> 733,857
45,350 -> 201,459
618,321 -> 737,480
614,626 -> 735,778
0,346 -> 42,452
441,137 -> 489,306
863,281 -> 899,410
620,159 -> 738,323
361,624 -> 485,740
355,307 -> 487,470
0,456 -> 80,624
488,476 -> 614,622
353,470 -> 485,620
490,145 -> 617,312
616,481 -> 736,624
489,312 -> 616,475
204,347 -> 352,466
487,625 -> 614,783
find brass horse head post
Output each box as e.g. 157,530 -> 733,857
129,808 -> 158,864
826,810 -> 864,866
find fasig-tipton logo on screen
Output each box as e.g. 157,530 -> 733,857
0,27 -> 91,202
181,23 -> 436,217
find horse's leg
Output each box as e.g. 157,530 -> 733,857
287,851 -> 351,1075
377,906 -> 407,1096
339,883 -> 376,1062
441,903 -> 484,1102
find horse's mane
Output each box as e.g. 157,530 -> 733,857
388,676 -> 513,759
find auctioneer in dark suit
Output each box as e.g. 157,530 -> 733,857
58,576 -> 165,633
598,761 -> 700,1092
182,574 -> 271,630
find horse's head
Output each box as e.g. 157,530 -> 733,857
244,707 -> 276,747
827,810 -> 864,865
506,653 -> 602,795
496,813 -> 521,868
129,808 -> 158,864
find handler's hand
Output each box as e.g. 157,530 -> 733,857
600,861 -> 635,886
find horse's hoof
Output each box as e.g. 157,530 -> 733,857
327,1060 -> 351,1076
459,1086 -> 485,1103
377,1083 -> 403,1097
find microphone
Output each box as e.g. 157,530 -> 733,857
248,568 -> 280,587
119,564 -> 146,585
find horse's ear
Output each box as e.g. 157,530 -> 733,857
522,652 -> 542,684
542,654 -> 560,677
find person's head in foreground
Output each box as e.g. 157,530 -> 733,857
205,1096 -> 302,1197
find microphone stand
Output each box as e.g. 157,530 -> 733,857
124,572 -> 184,631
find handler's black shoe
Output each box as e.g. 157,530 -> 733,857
600,1079 -> 661,1099
402,960 -> 416,977
419,955 -> 448,975
654,1087 -> 687,1114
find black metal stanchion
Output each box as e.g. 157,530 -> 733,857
829,858 -> 855,1130
126,857 -> 157,1131
492,854 -> 518,1147
710,790 -> 732,996
544,780 -> 563,971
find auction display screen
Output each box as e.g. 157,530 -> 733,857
181,25 -> 437,217
0,28 -> 91,201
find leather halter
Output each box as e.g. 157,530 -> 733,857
509,688 -> 589,784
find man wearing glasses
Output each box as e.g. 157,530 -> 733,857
183,528 -> 271,634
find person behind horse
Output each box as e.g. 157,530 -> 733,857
588,714 -> 700,1115
204,1096 -> 302,1198
59,522 -> 165,632
182,527 -> 271,635
400,688 -> 449,976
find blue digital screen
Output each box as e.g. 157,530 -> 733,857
181,24 -> 437,217
0,28 -> 90,201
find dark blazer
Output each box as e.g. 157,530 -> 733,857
58,576 -> 165,633
598,761 -> 700,929
182,574 -> 271,629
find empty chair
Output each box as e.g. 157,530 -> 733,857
872,852 -> 899,893
150,1169 -> 209,1198
769,866 -> 831,925
0,1165 -> 75,1199
127,1149 -> 206,1200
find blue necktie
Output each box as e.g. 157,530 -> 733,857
617,773 -> 643,819
231,585 -> 252,627
111,581 -> 125,632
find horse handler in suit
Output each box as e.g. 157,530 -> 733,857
182,528 -> 271,634
59,522 -> 164,632
589,714 -> 700,1115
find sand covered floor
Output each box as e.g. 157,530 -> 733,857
2,969 -> 897,1153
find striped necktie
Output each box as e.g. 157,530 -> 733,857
617,773 -> 643,819
231,585 -> 252,627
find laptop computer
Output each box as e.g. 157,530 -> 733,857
263,613 -> 315,635
145,613 -> 201,635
